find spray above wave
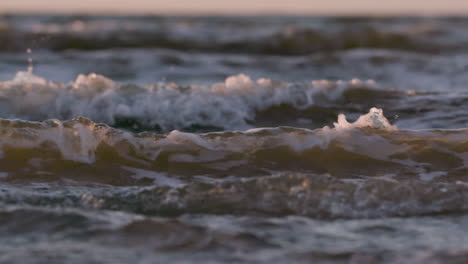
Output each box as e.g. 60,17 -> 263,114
0,71 -> 399,132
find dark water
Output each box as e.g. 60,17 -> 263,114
1,15 -> 468,263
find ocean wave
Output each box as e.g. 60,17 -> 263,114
0,101 -> 467,220
1,205 -> 468,263
0,107 -> 396,167
2,106 -> 466,176
4,70 -> 468,131
0,71 -> 402,132
40,27 -> 434,55
0,107 -> 468,218
1,15 -> 466,54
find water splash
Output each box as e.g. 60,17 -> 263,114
26,48 -> 33,74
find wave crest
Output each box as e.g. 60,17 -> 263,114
0,71 -> 397,132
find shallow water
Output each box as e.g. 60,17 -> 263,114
1,15 -> 468,263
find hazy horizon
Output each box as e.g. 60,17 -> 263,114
2,0 -> 468,15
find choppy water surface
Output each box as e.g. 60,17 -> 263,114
1,15 -> 468,263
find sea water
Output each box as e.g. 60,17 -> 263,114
1,15 -> 468,263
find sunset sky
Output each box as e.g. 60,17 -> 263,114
1,0 -> 468,15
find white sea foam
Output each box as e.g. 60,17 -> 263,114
0,71 -> 384,131
334,107 -> 397,131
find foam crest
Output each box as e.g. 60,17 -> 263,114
334,107 -> 397,131
73,73 -> 116,98
0,72 -> 387,132
7,71 -> 48,86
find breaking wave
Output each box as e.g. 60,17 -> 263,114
1,107 -> 468,218
0,71 -> 401,132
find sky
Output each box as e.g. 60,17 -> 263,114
1,0 -> 468,15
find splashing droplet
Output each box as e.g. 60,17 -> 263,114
26,49 -> 33,73
27,58 -> 33,73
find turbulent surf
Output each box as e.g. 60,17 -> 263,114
1,15 -> 468,264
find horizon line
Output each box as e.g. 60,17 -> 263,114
2,10 -> 468,17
